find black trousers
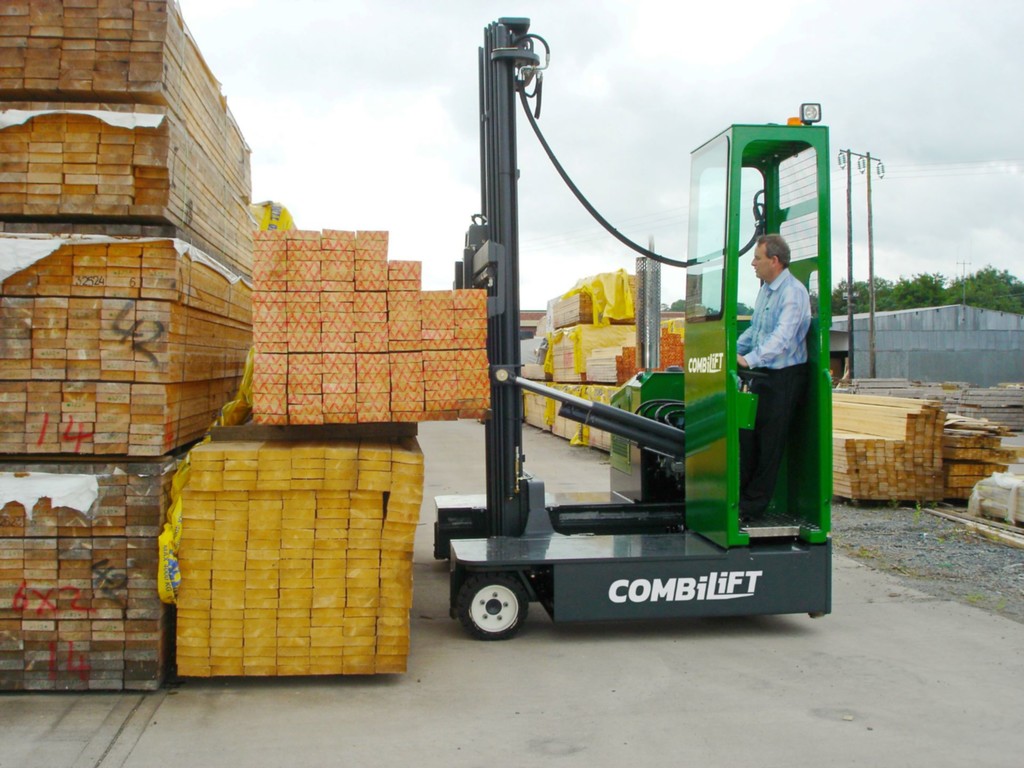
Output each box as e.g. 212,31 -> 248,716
739,363 -> 807,517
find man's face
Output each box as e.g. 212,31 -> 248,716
751,244 -> 779,284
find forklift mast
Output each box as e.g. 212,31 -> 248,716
458,18 -> 542,539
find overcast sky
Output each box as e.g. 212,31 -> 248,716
177,0 -> 1024,309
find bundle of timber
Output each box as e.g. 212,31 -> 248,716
956,387 -> 1024,434
523,388 -> 551,433
968,471 -> 1024,527
0,456 -> 176,690
551,293 -> 593,330
839,379 -> 1024,434
547,324 -> 636,384
0,0 -> 254,276
250,229 -> 489,425
614,323 -> 686,385
0,105 -> 252,273
832,393 -> 945,502
175,438 -> 423,676
942,414 -> 1013,500
0,236 -> 252,455
584,347 -> 620,384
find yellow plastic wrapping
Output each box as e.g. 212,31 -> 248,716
547,324 -> 637,376
158,347 -> 255,604
250,200 -> 295,232
561,269 -> 635,326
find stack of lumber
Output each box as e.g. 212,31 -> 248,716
175,438 -> 423,677
968,471 -> 1024,527
551,293 -> 593,329
585,347 -> 620,384
0,238 -> 252,455
615,324 -> 686,385
0,0 -> 253,691
832,393 -> 945,501
839,379 -> 1024,434
549,324 -> 636,384
957,387 -> 1024,433
0,1 -> 253,275
0,456 -> 175,690
251,229 -> 489,425
942,414 -> 1014,500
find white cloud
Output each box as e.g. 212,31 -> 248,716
178,0 -> 1024,307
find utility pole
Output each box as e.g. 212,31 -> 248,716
841,149 -> 855,379
957,259 -> 971,306
839,149 -> 884,378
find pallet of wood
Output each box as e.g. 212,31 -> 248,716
0,104 -> 253,275
251,229 -> 489,426
585,347 -> 620,384
551,293 -> 593,330
523,389 -> 551,433
175,438 -> 423,677
968,471 -> 1024,527
942,414 -> 1013,500
840,379 -> 1024,434
0,455 -> 175,690
1,236 -> 252,455
832,393 -> 946,501
613,324 -> 686,385
0,0 -> 254,276
548,324 -> 636,384
0,377 -> 240,456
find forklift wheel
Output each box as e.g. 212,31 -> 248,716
456,572 -> 529,641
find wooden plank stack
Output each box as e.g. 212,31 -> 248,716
175,438 -> 423,677
839,379 -> 1024,434
942,415 -> 1013,500
0,1 -> 255,691
614,325 -> 686,385
832,393 -> 946,502
1,238 -> 252,455
585,347 -> 620,384
0,1 -> 253,275
251,229 -> 489,426
552,293 -> 592,330
0,456 -> 175,690
549,324 -> 636,384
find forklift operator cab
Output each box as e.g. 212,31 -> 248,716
684,121 -> 832,550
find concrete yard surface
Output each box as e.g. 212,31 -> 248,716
2,420 -> 1023,768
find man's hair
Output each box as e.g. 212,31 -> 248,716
758,234 -> 791,267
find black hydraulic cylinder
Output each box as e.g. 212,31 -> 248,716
514,376 -> 685,459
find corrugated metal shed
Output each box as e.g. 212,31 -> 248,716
831,305 -> 1024,386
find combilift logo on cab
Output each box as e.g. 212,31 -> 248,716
608,571 -> 763,604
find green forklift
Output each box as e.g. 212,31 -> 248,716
435,18 -> 832,639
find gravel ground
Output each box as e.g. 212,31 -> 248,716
832,500 -> 1024,624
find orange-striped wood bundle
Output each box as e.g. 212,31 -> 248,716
251,230 -> 489,426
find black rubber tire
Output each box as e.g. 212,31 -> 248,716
456,572 -> 530,641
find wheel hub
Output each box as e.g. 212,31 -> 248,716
470,584 -> 519,632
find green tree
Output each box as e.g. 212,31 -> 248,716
947,266 -> 1024,314
833,266 -> 1024,316
889,273 -> 947,309
831,278 -> 894,316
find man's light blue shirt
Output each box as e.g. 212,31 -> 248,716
736,269 -> 811,370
